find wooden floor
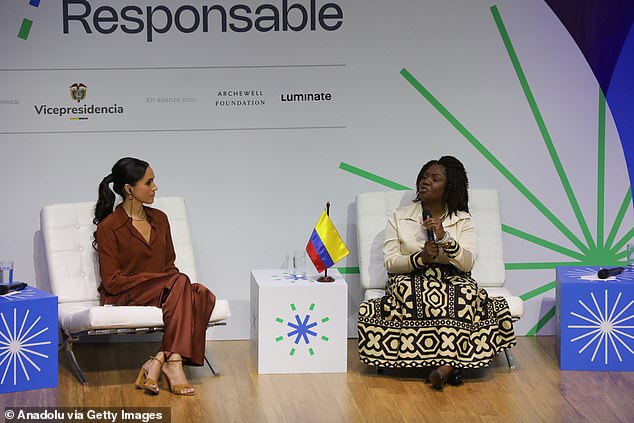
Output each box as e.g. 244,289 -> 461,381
2,337 -> 634,422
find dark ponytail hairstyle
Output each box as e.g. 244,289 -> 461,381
414,155 -> 469,217
92,157 -> 149,248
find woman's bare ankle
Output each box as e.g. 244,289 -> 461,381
162,358 -> 189,383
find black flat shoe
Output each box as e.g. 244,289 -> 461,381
428,369 -> 446,390
447,369 -> 464,386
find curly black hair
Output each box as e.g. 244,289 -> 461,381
414,155 -> 469,217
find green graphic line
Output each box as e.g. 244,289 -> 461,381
309,303 -> 315,311
597,89 -> 606,249
400,68 -> 588,254
611,227 -> 634,255
321,336 -> 329,341
526,306 -> 555,336
339,160 -> 621,268
337,266 -> 360,275
321,317 -> 330,323
18,19 -> 33,40
606,187 -> 633,250
506,261 -> 579,270
502,224 -> 585,260
275,317 -> 284,324
290,303 -> 296,311
491,5 -> 596,250
339,4 -> 634,335
290,348 -> 296,356
338,160 -> 627,266
275,336 -> 283,342
339,162 -> 411,190
309,348 -> 314,356
520,280 -> 556,301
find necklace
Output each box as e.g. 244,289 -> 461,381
125,203 -> 146,221
130,213 -> 146,222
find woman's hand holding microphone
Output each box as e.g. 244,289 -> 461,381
422,214 -> 446,264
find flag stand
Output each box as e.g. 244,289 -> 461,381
317,201 -> 335,283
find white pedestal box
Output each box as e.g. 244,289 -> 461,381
250,269 -> 348,374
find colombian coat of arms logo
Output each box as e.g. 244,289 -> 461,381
69,83 -> 87,103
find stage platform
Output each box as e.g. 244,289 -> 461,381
1,337 -> 633,422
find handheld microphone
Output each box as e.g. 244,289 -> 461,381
597,267 -> 625,279
0,282 -> 27,295
422,209 -> 434,241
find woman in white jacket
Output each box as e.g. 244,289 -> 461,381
357,156 -> 516,390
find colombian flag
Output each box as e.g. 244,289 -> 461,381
306,211 -> 350,273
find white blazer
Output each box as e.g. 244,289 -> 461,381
383,201 -> 476,273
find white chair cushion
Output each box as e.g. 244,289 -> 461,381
485,288 -> 525,318
58,299 -> 232,334
364,289 -> 386,301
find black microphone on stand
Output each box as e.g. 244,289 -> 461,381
422,209 -> 434,241
597,267 -> 625,279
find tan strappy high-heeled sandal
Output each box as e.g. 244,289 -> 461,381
134,356 -> 164,395
161,357 -> 195,396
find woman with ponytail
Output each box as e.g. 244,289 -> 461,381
93,157 -> 216,396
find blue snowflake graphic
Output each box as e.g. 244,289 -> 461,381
0,307 -> 51,386
567,289 -> 634,364
274,303 -> 330,357
287,314 -> 318,344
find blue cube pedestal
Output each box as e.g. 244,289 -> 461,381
556,266 -> 634,371
0,287 -> 58,393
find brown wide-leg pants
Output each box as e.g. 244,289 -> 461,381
100,273 -> 216,366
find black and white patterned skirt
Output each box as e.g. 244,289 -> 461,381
358,265 -> 516,368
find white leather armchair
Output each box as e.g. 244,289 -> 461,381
356,189 -> 524,367
40,196 -> 231,384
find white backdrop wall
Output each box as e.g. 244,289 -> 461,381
1,0 -> 632,339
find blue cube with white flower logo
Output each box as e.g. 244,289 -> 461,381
556,266 -> 634,371
0,286 -> 57,393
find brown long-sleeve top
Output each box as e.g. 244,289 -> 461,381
96,204 -> 179,296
